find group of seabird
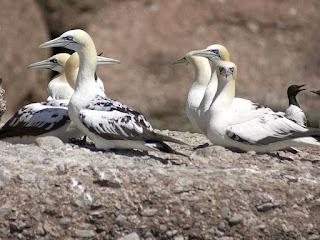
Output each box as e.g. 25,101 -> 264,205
1,29 -> 320,154
0,29 -> 185,153
175,44 -> 320,153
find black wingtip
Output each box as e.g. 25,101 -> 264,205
146,140 -> 189,157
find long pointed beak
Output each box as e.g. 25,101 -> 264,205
39,36 -> 68,48
311,90 -> 320,96
27,59 -> 55,69
192,49 -> 213,58
173,57 -> 188,65
97,56 -> 120,65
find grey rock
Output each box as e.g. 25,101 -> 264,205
256,202 -> 274,212
117,232 -> 140,240
221,207 -> 230,219
140,208 -> 157,217
166,230 -> 178,238
36,136 -> 64,149
59,218 -> 71,226
309,234 -> 320,240
218,221 -> 226,231
0,203 -> 12,218
116,215 -> 127,227
229,215 -> 243,226
75,229 -> 95,238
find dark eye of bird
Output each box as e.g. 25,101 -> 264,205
210,49 -> 219,55
64,36 -> 74,41
229,67 -> 234,73
219,67 -> 224,73
50,59 -> 58,64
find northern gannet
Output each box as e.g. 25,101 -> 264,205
285,84 -> 309,126
205,60 -> 320,153
39,29 -> 185,152
0,53 -> 119,144
28,53 -> 109,100
175,45 -> 271,134
173,51 -> 211,133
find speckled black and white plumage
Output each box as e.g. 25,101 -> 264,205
0,99 -> 83,143
40,29 -> 185,152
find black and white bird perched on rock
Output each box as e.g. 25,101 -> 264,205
285,84 -> 310,127
39,29 -> 186,153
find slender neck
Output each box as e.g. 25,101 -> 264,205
190,58 -> 211,87
75,45 -> 97,91
288,93 -> 300,107
200,62 -> 218,112
210,77 -> 235,111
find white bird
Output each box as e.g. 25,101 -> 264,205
28,53 -> 109,100
175,45 -> 271,134
28,53 -> 73,100
0,52 -> 119,144
39,29 -> 185,153
205,60 -> 320,153
173,51 -> 211,133
285,84 -> 309,126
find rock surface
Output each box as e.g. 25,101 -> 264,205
0,0 -> 50,121
0,130 -> 319,239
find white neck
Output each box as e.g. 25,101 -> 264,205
210,76 -> 235,113
187,57 -> 211,108
199,62 -> 218,112
75,44 -> 97,91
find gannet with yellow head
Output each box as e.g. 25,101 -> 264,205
28,53 -> 72,100
39,29 -> 185,152
205,61 -> 320,153
0,51 -> 119,143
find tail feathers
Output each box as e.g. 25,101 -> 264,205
145,140 -> 189,157
153,132 -> 189,146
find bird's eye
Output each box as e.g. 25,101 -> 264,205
229,67 -> 234,73
210,49 -> 219,55
219,67 -> 224,73
63,36 -> 74,41
50,59 -> 58,64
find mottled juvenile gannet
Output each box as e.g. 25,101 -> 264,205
205,61 -> 320,153
285,84 -> 309,126
0,53 -> 119,144
39,29 -> 185,152
28,53 -> 72,100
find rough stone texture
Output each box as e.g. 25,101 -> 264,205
0,77 -> 6,122
34,0 -> 320,132
0,0 -> 50,122
0,130 -> 319,239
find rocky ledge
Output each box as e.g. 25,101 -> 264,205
0,130 -> 319,240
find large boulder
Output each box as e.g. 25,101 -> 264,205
0,0 -> 50,122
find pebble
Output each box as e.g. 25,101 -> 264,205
75,229 -> 95,238
116,215 -> 127,227
308,234 -> 320,240
218,221 -> 226,231
35,136 -> 64,149
256,203 -> 274,212
117,232 -> 140,240
140,208 -> 157,217
59,218 -> 71,226
166,230 -> 178,238
221,207 -> 230,219
0,203 -> 12,218
229,215 -> 243,226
